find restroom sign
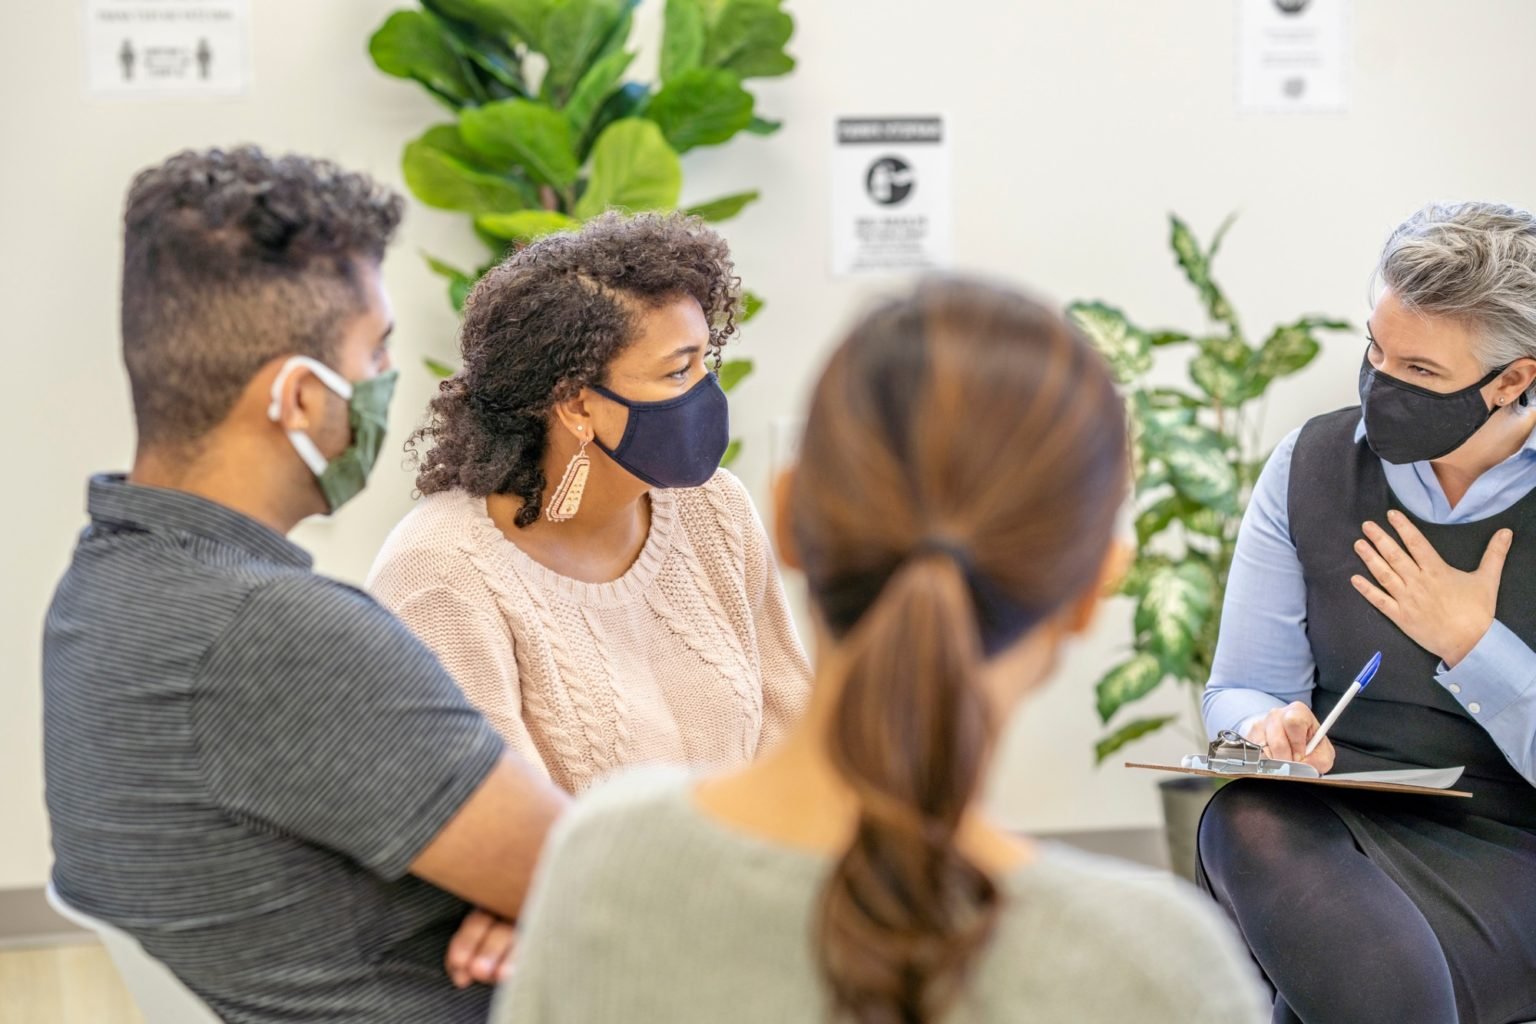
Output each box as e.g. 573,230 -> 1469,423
84,0 -> 250,96
832,116 -> 952,277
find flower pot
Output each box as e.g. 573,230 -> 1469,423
1158,776 -> 1223,884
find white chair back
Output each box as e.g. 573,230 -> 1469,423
45,882 -> 221,1024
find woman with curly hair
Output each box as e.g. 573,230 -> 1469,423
368,212 -> 810,794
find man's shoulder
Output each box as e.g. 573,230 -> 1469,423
215,571 -> 422,656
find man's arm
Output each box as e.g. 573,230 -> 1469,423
411,753 -> 567,921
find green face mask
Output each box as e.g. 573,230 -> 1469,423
267,356 -> 398,513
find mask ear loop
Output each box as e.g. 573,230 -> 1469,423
267,356 -> 353,476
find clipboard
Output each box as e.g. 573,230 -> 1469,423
1126,761 -> 1473,798
1126,732 -> 1473,798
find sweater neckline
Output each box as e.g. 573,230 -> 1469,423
460,487 -> 680,609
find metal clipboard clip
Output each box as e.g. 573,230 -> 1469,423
1180,730 -> 1320,778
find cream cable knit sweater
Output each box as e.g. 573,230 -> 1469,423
366,470 -> 812,793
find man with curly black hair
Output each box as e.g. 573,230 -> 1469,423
42,146 -> 565,1023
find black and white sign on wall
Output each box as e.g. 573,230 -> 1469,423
84,0 -> 250,96
831,117 -> 951,277
1238,0 -> 1349,113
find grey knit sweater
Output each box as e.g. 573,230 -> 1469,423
493,768 -> 1269,1023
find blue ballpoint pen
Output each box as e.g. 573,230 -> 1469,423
1304,651 -> 1382,757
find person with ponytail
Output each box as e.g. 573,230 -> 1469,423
491,277 -> 1268,1023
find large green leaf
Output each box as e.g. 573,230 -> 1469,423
581,81 -> 650,157
369,11 -> 476,105
1067,301 -> 1152,384
477,209 -> 579,242
646,68 -> 754,153
1183,503 -> 1229,539
460,99 -> 580,189
540,0 -> 626,99
402,125 -> 530,214
1170,214 -> 1240,335
1247,317 -> 1348,395
661,0 -> 706,80
425,356 -> 459,378
1095,653 -> 1164,723
426,0 -> 549,43
574,118 -> 683,217
705,0 -> 795,79
424,1 -> 528,95
746,114 -> 781,135
591,0 -> 637,65
1142,387 -> 1201,409
1132,389 -> 1196,438
1119,554 -> 1171,598
476,210 -> 577,244
1135,494 -> 1181,548
1135,561 -> 1218,668
1191,334 -> 1253,406
684,190 -> 760,222
564,48 -> 634,139
1161,423 -> 1238,511
1095,715 -> 1178,763
718,358 -> 753,392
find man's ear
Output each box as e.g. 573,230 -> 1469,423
263,357 -> 323,434
771,465 -> 801,570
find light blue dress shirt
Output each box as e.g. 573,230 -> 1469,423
1203,416 -> 1536,785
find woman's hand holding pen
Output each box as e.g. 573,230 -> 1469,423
1245,702 -> 1336,774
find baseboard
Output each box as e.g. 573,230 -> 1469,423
0,885 -> 88,949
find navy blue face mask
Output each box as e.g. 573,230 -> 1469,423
591,373 -> 731,489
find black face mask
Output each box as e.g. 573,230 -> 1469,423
591,373 -> 730,489
1358,347 -> 1508,464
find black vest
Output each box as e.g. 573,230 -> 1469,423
1288,408 -> 1536,829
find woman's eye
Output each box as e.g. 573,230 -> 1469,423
668,367 -> 690,381
1410,365 -> 1433,377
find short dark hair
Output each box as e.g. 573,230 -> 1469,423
121,146 -> 404,451
409,211 -> 740,525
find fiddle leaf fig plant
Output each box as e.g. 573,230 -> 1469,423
1069,215 -> 1353,762
370,0 -> 795,464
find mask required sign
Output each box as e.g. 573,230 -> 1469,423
831,116 -> 952,277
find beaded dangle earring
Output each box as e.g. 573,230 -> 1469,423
546,428 -> 591,523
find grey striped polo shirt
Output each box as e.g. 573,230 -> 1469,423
43,475 -> 506,1023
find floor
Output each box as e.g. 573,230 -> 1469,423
0,942 -> 143,1024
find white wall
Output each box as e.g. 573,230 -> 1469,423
5,0 -> 1536,890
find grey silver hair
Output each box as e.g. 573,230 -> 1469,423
1377,201 -> 1536,401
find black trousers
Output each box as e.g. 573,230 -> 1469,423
1197,781 -> 1536,1024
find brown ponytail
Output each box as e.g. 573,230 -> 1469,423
821,553 -> 996,1024
791,277 -> 1127,1023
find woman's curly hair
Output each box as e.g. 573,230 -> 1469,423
408,211 -> 740,525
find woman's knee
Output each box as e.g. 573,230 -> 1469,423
1198,782 -> 1329,885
